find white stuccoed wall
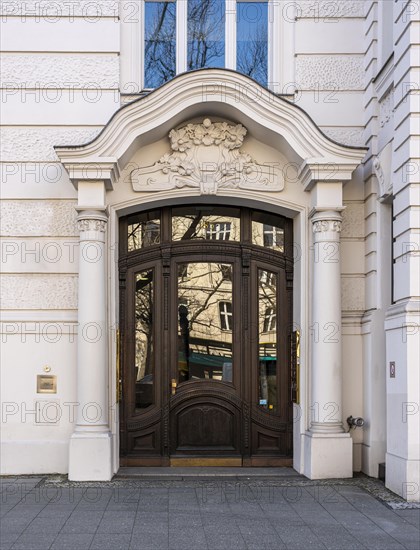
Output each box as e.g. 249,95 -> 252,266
384,0 -> 420,502
0,0 -> 417,498
0,0 -> 120,474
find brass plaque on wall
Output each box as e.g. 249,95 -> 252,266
37,375 -> 57,394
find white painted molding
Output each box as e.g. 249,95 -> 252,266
131,118 -> 283,195
0,1 -> 119,17
55,70 -> 366,188
294,0 -> 365,18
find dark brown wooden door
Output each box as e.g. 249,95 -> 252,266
119,206 -> 293,466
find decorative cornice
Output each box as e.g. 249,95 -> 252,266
299,159 -> 361,189
131,118 -> 283,195
63,160 -> 120,190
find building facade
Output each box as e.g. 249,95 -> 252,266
0,1 -> 419,501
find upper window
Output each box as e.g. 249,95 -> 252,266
143,0 -> 269,89
144,2 -> 177,88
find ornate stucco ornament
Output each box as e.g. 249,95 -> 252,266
131,118 -> 283,195
373,144 -> 393,202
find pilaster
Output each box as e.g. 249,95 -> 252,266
68,197 -> 112,481
304,184 -> 352,479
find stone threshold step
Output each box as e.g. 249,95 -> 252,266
117,467 -> 301,479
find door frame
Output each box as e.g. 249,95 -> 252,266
118,204 -> 295,467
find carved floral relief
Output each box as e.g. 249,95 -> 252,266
131,118 -> 284,195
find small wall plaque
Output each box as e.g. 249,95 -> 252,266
37,375 -> 57,394
389,362 -> 396,378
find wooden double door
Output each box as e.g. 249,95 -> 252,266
119,206 -> 293,466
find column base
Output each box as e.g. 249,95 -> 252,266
68,431 -> 113,481
303,432 -> 353,479
386,453 -> 420,502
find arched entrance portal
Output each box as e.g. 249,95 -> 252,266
55,69 -> 365,480
119,206 -> 294,466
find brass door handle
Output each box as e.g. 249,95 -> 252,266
171,379 -> 177,396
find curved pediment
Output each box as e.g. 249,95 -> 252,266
55,69 -> 366,189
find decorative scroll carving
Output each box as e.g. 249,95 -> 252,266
131,118 -> 284,195
169,387 -> 242,410
373,148 -> 393,202
127,408 -> 162,431
312,219 -> 342,233
250,409 -> 289,432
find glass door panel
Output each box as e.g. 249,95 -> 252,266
258,269 -> 277,412
177,262 -> 233,383
134,270 -> 155,409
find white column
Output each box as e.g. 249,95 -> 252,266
303,208 -> 352,479
310,210 -> 344,433
68,208 -> 112,481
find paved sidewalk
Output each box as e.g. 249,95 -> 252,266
1,473 -> 419,549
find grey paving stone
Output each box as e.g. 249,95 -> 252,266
60,512 -> 103,534
168,527 -> 207,549
130,532 -> 169,549
50,533 -> 95,549
10,533 -> 56,549
90,533 -> 132,549
204,531 -> 246,549
0,534 -> 19,545
394,509 -> 420,528
1,475 -> 420,550
273,524 -> 327,548
0,518 -> 34,534
311,525 -> 365,549
240,531 -> 286,549
24,517 -> 68,535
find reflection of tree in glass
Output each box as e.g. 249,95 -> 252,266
236,27 -> 268,86
259,270 -> 276,320
236,1 -> 268,86
188,0 -> 225,70
178,264 -> 230,336
145,2 -> 176,88
135,273 -> 153,379
128,220 -> 160,251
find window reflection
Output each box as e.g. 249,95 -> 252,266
135,270 -> 154,408
258,269 -> 277,413
128,210 -> 160,251
188,0 -> 225,70
177,262 -> 233,383
172,207 -> 240,241
237,1 -> 268,87
252,212 -> 285,252
145,1 -> 176,88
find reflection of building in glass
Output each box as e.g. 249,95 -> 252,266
177,262 -> 233,382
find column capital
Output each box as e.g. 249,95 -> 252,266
76,209 -> 108,241
310,209 -> 343,238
